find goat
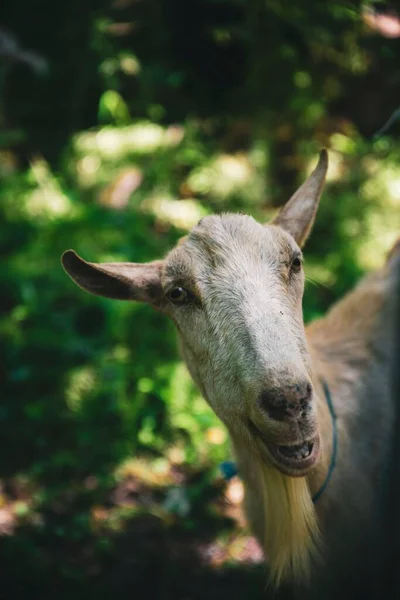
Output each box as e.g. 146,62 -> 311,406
61,150 -> 399,598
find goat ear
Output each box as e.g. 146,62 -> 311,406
272,149 -> 328,247
61,250 -> 164,306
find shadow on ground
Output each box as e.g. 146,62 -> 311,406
0,464 -> 266,600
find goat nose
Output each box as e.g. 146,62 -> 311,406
258,381 -> 312,421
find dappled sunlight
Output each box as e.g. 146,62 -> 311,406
73,122 -> 185,160
120,123 -> 165,153
141,195 -> 207,230
323,149 -> 345,183
387,177 -> 400,202
329,132 -> 358,155
357,159 -> 400,268
23,159 -> 76,221
363,7 -> 400,38
100,52 -> 141,79
65,366 -> 98,412
26,188 -> 72,220
0,476 -> 41,536
76,155 -> 102,188
199,535 -> 263,568
206,426 -> 227,445
115,457 -> 175,488
362,164 -> 400,209
188,152 -> 264,204
358,217 -> 399,270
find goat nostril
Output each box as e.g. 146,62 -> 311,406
265,404 -> 289,422
258,392 -> 288,421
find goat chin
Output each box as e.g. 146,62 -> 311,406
260,463 -> 321,588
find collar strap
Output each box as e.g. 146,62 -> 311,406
220,378 -> 338,505
311,378 -> 337,503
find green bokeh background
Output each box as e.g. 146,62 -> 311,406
0,1 -> 399,598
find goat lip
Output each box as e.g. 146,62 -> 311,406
265,437 -> 320,476
249,420 -> 320,476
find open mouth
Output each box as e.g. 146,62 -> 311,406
249,421 -> 320,476
277,441 -> 314,460
266,438 -> 320,475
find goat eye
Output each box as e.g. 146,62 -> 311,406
291,256 -> 302,272
167,286 -> 189,305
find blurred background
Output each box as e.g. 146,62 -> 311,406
0,1 -> 399,598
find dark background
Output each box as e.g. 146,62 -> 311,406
0,1 -> 399,598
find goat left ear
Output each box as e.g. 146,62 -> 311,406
61,250 -> 164,306
272,149 -> 328,247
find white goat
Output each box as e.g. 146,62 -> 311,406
62,150 -> 399,598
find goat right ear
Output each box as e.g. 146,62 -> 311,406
61,250 -> 164,306
271,150 -> 328,247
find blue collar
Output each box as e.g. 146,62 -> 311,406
220,379 -> 338,505
311,378 -> 338,503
